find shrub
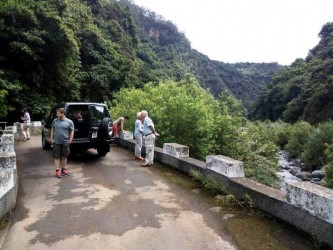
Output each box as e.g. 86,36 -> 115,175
301,122 -> 333,169
324,145 -> 333,189
285,121 -> 313,158
271,120 -> 291,148
221,122 -> 279,188
110,77 -> 219,160
325,163 -> 333,189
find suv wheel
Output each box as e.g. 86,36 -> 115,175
42,134 -> 52,150
98,117 -> 113,140
97,144 -> 110,157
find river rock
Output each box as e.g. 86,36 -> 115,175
290,167 -> 301,176
300,163 -> 310,171
280,163 -> 291,170
295,172 -> 312,181
311,178 -> 321,183
312,170 -> 325,180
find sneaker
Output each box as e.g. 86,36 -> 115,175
135,156 -> 145,161
141,163 -> 152,167
55,170 -> 61,178
61,168 -> 69,176
23,138 -> 27,141
27,138 -> 30,140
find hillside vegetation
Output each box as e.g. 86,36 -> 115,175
251,22 -> 333,124
0,0 -> 280,121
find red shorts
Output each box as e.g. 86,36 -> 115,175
112,124 -> 118,137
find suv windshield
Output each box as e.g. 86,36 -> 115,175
67,105 -> 90,121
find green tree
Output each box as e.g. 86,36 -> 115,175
301,122 -> 333,169
111,77 -> 218,160
285,121 -> 313,158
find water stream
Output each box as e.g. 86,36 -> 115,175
276,150 -> 301,190
276,150 -> 325,190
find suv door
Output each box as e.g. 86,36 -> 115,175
89,104 -> 112,136
66,104 -> 90,139
42,108 -> 57,149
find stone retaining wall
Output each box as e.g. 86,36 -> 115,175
13,122 -> 42,140
2,120 -> 110,222
0,121 -> 42,221
0,133 -> 17,220
116,136 -> 333,247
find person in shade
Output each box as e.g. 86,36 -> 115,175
134,111 -> 144,160
141,110 -> 159,167
50,108 -> 74,178
21,108 -> 31,141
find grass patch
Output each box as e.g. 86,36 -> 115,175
189,170 -> 228,194
0,212 -> 11,230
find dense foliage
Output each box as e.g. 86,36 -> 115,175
0,0 -> 141,121
300,122 -> 333,168
324,145 -> 333,188
284,121 -> 313,158
252,22 -> 333,124
0,0 -> 280,122
111,78 -> 279,187
277,121 -> 333,188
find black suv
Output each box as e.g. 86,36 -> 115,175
42,102 -> 113,156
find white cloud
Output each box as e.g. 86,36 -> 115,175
133,0 -> 333,65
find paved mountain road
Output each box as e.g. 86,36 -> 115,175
0,136 -> 237,250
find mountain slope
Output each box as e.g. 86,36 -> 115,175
0,0 -> 281,121
251,22 -> 333,124
124,0 -> 282,108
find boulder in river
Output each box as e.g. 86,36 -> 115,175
290,167 -> 301,176
312,170 -> 325,180
295,172 -> 312,181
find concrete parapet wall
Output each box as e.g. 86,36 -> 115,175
285,182 -> 333,224
163,143 -> 189,158
116,137 -> 333,247
121,131 -> 134,140
0,132 -> 18,221
206,155 -> 245,178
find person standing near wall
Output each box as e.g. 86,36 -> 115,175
21,108 -> 31,141
141,110 -> 159,167
134,112 -> 144,160
50,108 -> 74,178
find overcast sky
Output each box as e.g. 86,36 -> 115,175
133,0 -> 333,65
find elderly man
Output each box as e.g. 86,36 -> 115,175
141,110 -> 159,167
